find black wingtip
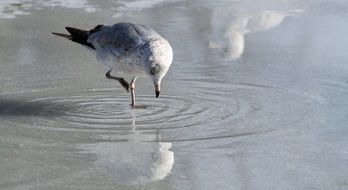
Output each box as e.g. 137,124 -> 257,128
65,27 -> 87,37
54,25 -> 103,49
63,26 -> 95,49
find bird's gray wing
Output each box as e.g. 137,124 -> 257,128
88,23 -> 160,58
131,23 -> 161,40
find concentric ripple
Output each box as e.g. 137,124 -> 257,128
23,92 -> 229,131
2,82 -> 321,141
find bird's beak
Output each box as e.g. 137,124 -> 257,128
155,83 -> 160,98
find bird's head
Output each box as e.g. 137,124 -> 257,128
146,39 -> 173,98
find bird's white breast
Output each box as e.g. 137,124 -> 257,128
94,37 -> 172,78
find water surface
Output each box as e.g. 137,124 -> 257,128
0,0 -> 347,189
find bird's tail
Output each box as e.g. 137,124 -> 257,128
51,32 -> 71,39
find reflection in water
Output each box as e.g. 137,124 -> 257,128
210,10 -> 301,60
0,0 -> 96,19
0,1 -> 30,19
112,0 -> 181,18
79,119 -> 174,185
0,0 -> 179,19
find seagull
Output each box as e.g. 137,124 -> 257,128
52,22 -> 173,108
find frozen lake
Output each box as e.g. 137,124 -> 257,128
0,0 -> 347,189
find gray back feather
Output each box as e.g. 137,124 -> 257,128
88,23 -> 161,52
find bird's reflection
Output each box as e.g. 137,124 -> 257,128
0,0 -> 96,19
209,9 -> 301,60
79,116 -> 174,185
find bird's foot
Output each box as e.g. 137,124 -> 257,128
106,70 -> 130,92
118,78 -> 130,92
130,104 -> 136,109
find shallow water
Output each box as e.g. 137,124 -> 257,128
0,0 -> 348,189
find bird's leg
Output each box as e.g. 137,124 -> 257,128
106,70 -> 129,92
130,77 -> 137,109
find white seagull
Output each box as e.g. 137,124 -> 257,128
52,22 -> 173,108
